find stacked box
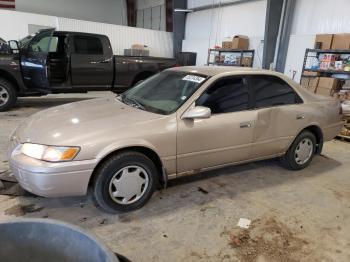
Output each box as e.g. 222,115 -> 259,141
222,35 -> 249,50
331,34 -> 350,49
315,77 -> 339,96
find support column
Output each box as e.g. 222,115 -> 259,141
275,0 -> 296,72
262,0 -> 284,69
126,0 -> 136,27
172,0 -> 187,58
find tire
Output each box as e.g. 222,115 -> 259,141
0,78 -> 17,112
93,151 -> 158,213
281,130 -> 317,170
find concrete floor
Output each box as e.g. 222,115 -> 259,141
0,92 -> 350,262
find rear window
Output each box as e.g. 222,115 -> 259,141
73,36 -> 103,55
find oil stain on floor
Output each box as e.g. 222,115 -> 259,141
4,204 -> 44,217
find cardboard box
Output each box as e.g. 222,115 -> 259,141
241,57 -> 252,67
331,34 -> 350,49
222,35 -> 249,50
300,77 -> 309,88
316,77 -> 339,96
232,35 -> 249,49
124,49 -> 149,56
309,77 -> 319,88
342,80 -> 350,89
222,41 -> 233,49
131,44 -> 145,50
315,34 -> 333,50
303,70 -> 320,76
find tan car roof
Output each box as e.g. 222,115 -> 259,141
168,66 -> 277,77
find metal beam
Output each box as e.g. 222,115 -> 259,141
275,0 -> 296,72
191,0 -> 261,12
262,0 -> 284,69
173,0 -> 187,57
126,0 -> 136,27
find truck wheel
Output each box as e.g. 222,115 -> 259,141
93,151 -> 158,213
0,78 -> 17,112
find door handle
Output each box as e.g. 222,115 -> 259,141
240,121 -> 253,128
296,114 -> 305,120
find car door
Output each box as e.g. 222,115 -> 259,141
176,76 -> 257,174
70,35 -> 113,89
21,29 -> 54,90
248,75 -> 305,158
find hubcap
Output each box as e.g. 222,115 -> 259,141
295,138 -> 313,165
0,86 -> 9,106
109,165 -> 149,205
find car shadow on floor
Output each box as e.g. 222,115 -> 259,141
132,154 -> 342,219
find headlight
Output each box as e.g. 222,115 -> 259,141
21,143 -> 80,162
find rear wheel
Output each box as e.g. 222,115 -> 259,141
281,130 -> 316,170
0,78 -> 17,112
93,151 -> 158,213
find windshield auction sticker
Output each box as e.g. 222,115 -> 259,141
182,75 -> 205,83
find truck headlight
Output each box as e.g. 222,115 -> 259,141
21,143 -> 80,162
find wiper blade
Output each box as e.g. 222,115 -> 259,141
122,96 -> 145,110
129,98 -> 146,110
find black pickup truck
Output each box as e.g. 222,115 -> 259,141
0,29 -> 176,111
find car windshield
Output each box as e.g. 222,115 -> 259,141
120,71 -> 208,115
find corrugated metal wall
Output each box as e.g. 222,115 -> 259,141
284,0 -> 350,82
58,17 -> 173,57
0,9 -> 173,58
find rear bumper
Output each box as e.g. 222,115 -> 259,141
323,121 -> 344,141
9,146 -> 98,197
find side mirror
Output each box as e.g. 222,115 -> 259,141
8,40 -> 19,53
182,106 -> 211,119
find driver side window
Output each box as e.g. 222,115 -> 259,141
28,31 -> 53,53
196,77 -> 249,114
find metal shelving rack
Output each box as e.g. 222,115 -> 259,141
301,48 -> 350,78
207,48 -> 255,67
301,48 -> 350,141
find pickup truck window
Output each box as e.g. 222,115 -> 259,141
28,30 -> 53,53
121,71 -> 208,115
73,36 -> 103,55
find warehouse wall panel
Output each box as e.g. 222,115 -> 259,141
284,0 -> 350,82
57,18 -> 173,57
0,10 -> 58,41
291,0 -> 350,35
183,0 -> 266,66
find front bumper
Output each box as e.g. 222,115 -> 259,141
9,146 -> 98,197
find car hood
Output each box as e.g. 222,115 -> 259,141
16,97 -> 166,146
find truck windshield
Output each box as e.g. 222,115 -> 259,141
120,71 -> 209,115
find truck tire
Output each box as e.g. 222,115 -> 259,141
0,78 -> 17,112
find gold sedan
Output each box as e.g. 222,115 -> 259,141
8,66 -> 343,213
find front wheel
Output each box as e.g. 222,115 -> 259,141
93,151 -> 158,213
0,78 -> 17,112
281,130 -> 317,170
